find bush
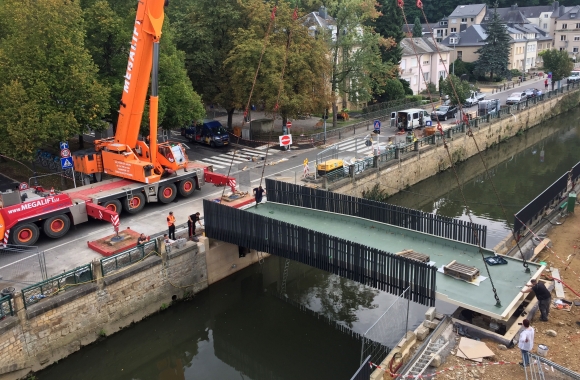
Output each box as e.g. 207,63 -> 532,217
510,69 -> 522,77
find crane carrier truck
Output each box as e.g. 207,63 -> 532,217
0,0 -> 239,246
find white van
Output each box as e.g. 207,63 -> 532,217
567,71 -> 580,83
391,108 -> 431,131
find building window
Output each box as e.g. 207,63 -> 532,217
575,36 -> 580,41
471,18 -> 474,22
423,72 -> 430,81
539,43 -> 543,49
560,47 -> 565,51
563,23 -> 568,29
544,14 -> 549,18
423,60 -> 429,65
574,47 -> 579,52
449,37 -> 458,44
561,35 -> 567,41
543,23 -> 548,29
451,18 -> 457,23
439,70 -> 446,79
451,28 -> 457,33
457,51 -> 463,60
461,18 -> 467,22
411,57 -> 417,67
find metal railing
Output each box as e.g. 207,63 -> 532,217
360,287 -> 410,365
351,355 -> 373,380
100,239 -> 158,276
21,264 -> 93,308
0,295 -> 14,318
321,81 -> 580,191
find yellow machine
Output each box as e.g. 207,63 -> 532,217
317,159 -> 344,176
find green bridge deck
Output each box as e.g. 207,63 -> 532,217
246,202 -> 543,320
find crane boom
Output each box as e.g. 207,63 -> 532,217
73,0 -> 190,184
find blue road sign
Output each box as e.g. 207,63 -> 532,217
426,120 -> 432,127
61,157 -> 74,169
373,120 -> 381,130
60,141 -> 69,150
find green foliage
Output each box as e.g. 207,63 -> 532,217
400,78 -> 413,95
412,17 -> 423,38
0,0 -> 109,160
510,69 -> 522,77
452,59 -> 475,79
440,74 -> 471,105
541,49 -> 574,89
374,0 -> 404,65
98,328 -> 107,337
224,0 -> 330,124
362,183 -> 390,202
375,78 -> 406,102
474,6 -> 510,81
160,303 -> 169,310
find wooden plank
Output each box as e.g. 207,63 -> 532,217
551,268 -> 565,298
533,238 -> 551,258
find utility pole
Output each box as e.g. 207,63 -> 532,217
522,37 -> 528,81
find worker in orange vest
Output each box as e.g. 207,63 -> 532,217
167,211 -> 176,240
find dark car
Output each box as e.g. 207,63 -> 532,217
182,120 -> 229,147
430,105 -> 457,121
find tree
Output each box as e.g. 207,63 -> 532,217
374,0 -> 404,65
540,49 -> 573,90
412,16 -> 423,37
440,74 -> 471,105
400,78 -> 413,95
225,1 -> 330,130
0,0 -> 109,160
326,0 -> 396,127
169,0 -> 243,128
374,78 -> 406,102
474,6 -> 510,81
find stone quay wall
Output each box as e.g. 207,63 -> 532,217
0,236 -> 265,379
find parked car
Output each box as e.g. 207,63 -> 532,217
567,71 -> 580,83
430,105 -> 457,121
464,91 -> 486,107
506,92 -> 527,105
182,120 -> 229,147
524,88 -> 542,98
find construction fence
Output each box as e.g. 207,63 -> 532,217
0,244 -> 47,290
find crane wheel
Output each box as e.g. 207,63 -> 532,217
10,223 -> 40,246
123,193 -> 146,214
43,214 -> 71,239
178,179 -> 196,197
102,199 -> 122,214
159,183 -> 177,204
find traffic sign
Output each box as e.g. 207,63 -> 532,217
19,182 -> 28,191
373,120 -> 381,130
426,120 -> 432,127
279,134 -> 292,146
60,141 -> 69,150
60,157 -> 74,169
60,149 -> 71,158
286,121 -> 292,129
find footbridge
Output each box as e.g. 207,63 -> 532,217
203,180 -> 544,320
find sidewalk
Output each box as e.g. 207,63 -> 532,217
479,75 -> 546,95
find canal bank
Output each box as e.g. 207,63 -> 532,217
328,86 -> 580,201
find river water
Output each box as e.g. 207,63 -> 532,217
36,109 -> 580,379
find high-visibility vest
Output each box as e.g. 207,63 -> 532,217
167,215 -> 175,226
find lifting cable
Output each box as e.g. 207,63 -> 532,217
418,4 -> 531,274
220,4 -> 279,203
400,0 -> 502,307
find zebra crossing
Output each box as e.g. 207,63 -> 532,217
335,138 -> 372,152
199,147 -> 275,169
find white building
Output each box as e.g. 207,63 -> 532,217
400,37 -> 452,94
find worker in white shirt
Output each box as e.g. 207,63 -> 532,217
518,319 -> 534,367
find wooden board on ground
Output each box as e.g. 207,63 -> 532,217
455,337 -> 495,362
552,268 -> 566,298
533,238 -> 551,258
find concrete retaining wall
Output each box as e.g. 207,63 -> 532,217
0,237 -> 266,380
330,90 -> 580,199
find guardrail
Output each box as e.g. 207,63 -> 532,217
100,239 -> 158,276
21,264 -> 93,308
0,295 -> 14,318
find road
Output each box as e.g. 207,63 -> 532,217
0,75 -> 563,286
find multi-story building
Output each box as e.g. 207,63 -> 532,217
447,4 -> 487,37
551,5 -> 580,59
400,37 -> 452,93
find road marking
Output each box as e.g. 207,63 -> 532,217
200,159 -> 226,168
